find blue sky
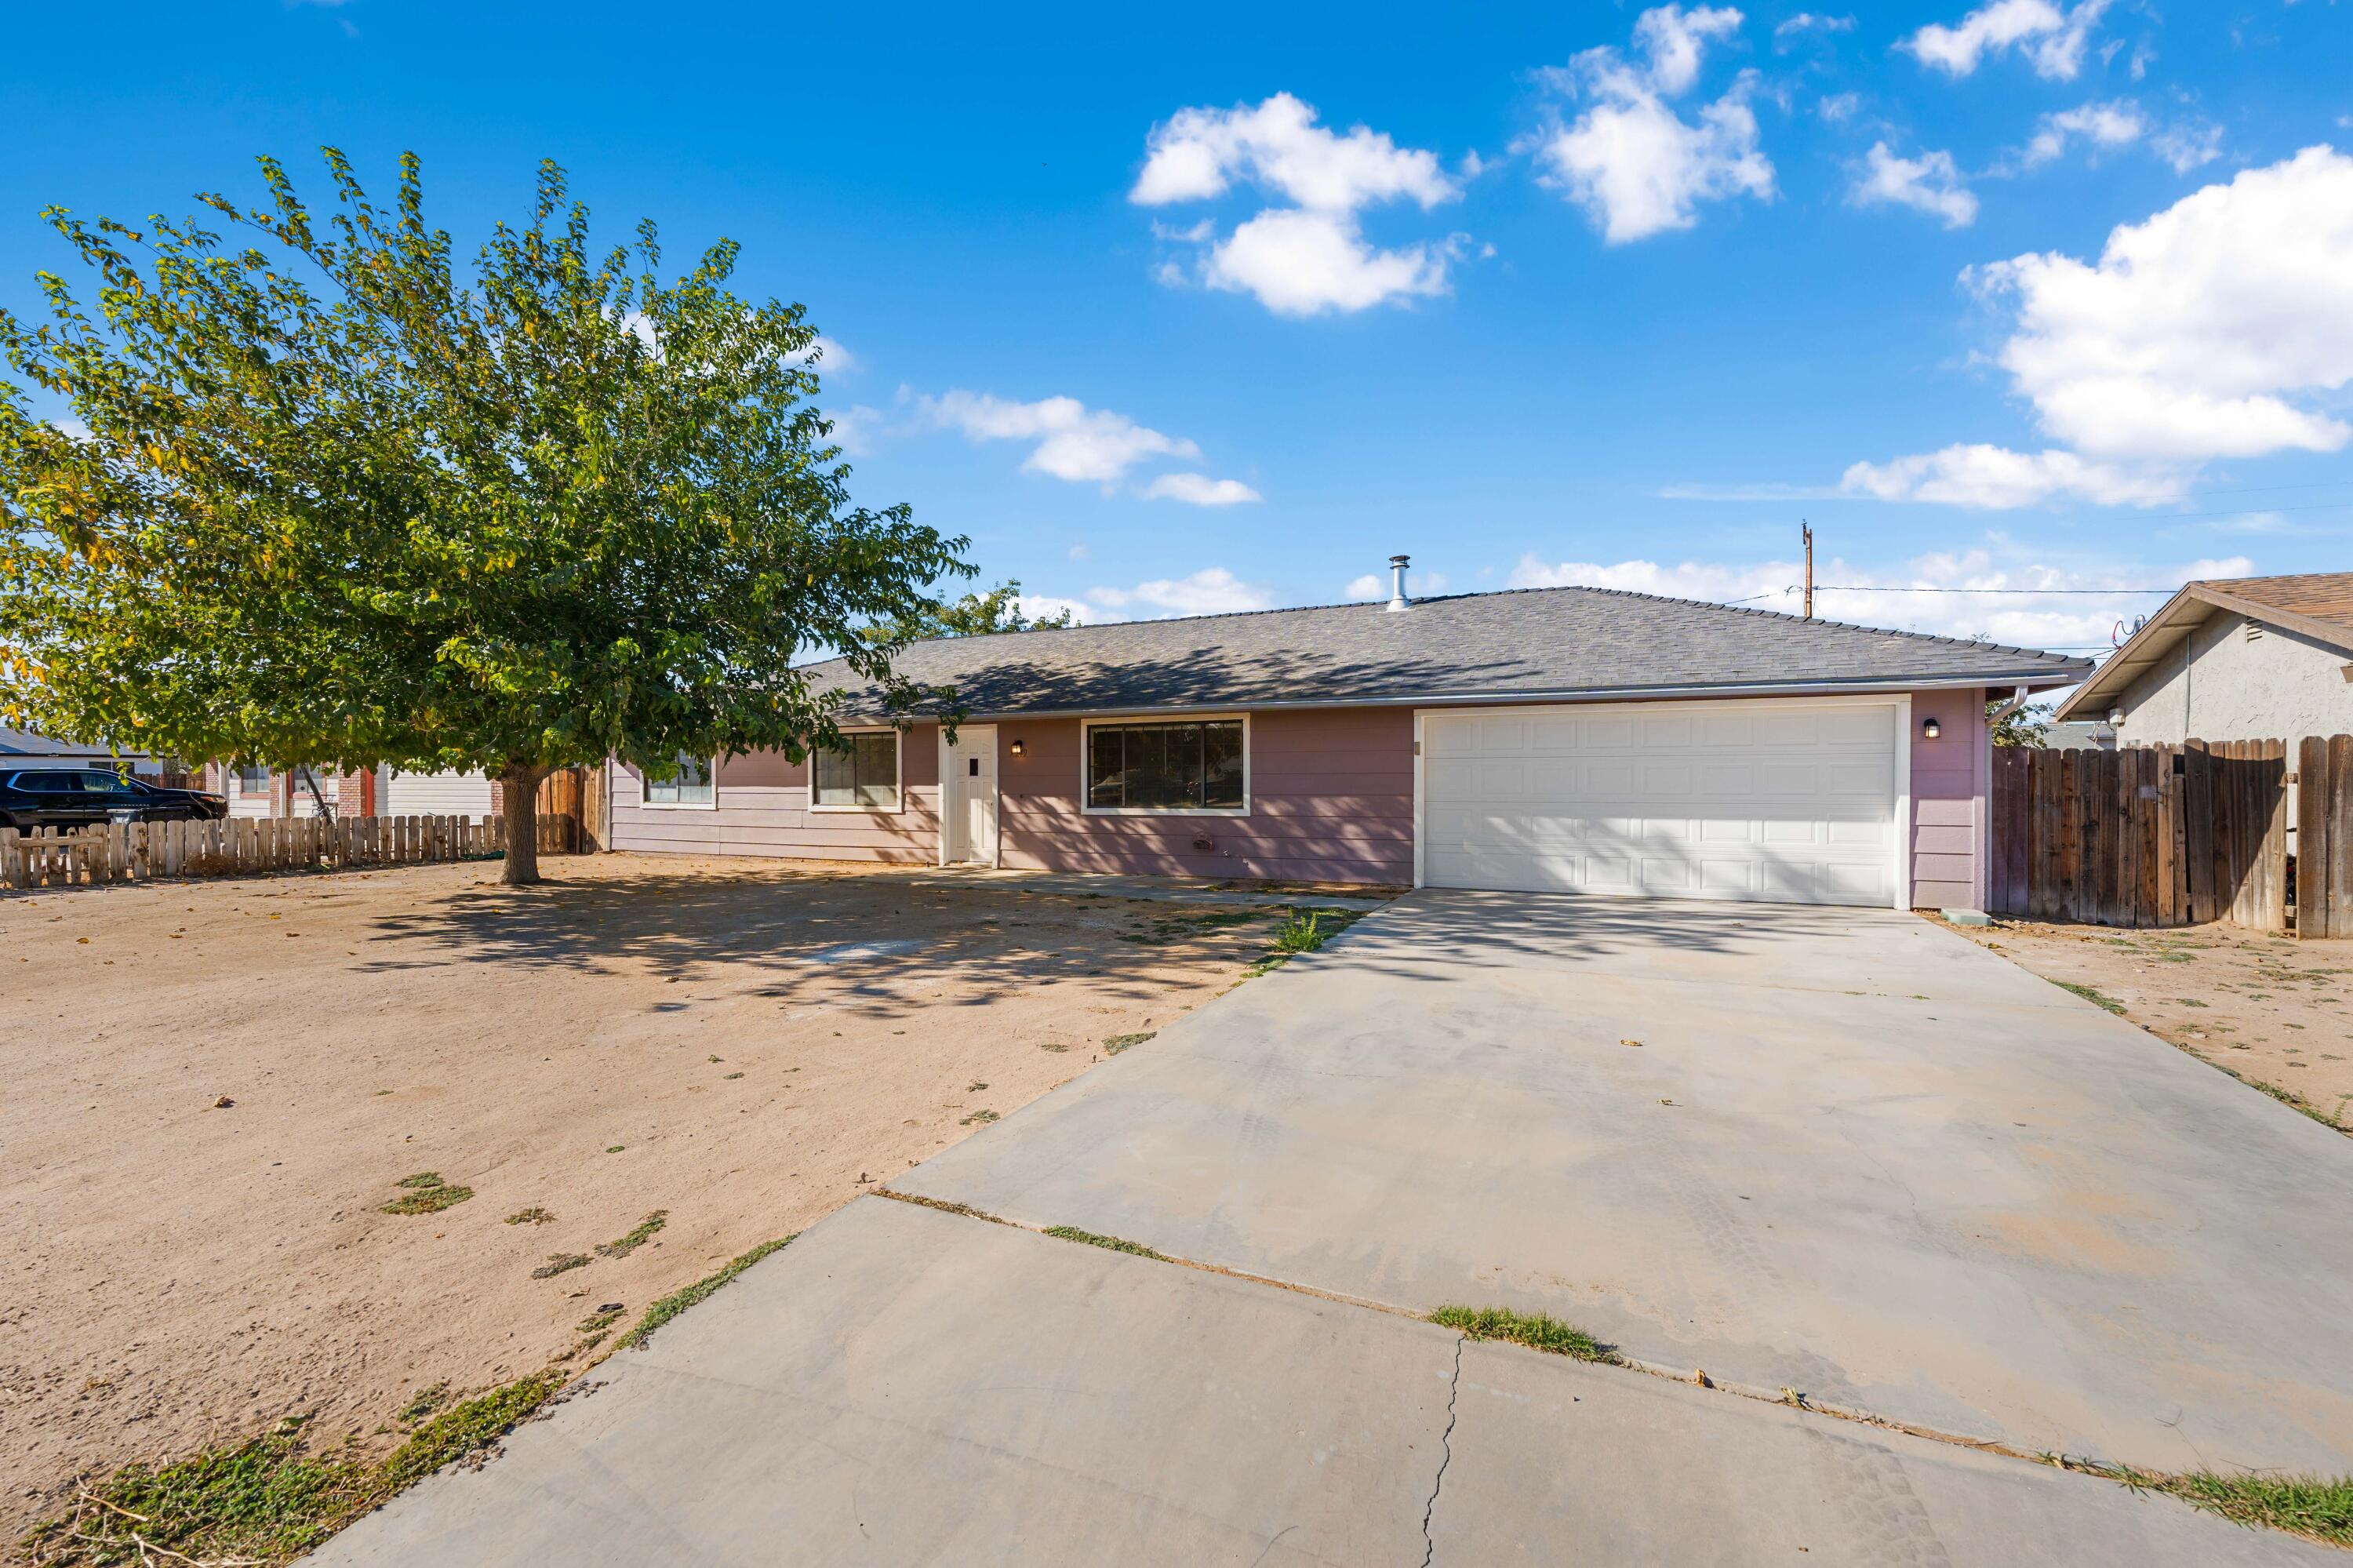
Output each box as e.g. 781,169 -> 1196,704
7,1 -> 2351,666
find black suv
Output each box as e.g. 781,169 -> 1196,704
0,769 -> 229,831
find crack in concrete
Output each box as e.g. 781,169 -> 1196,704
1420,1335 -> 1463,1568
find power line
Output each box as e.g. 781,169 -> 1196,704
1808,584 -> 2176,595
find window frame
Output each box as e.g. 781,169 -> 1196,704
809,727 -> 904,813
640,755 -> 718,811
1080,713 -> 1252,817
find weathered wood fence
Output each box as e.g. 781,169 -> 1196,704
1989,737 -> 2353,936
2300,735 -> 2353,940
1,810 -> 574,892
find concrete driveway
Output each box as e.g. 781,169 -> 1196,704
312,890 -> 2353,1564
898,891 -> 2353,1475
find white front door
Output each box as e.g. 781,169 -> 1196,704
1419,699 -> 1907,908
943,726 -> 998,866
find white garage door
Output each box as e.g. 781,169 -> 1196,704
1420,700 -> 1904,908
384,769 -> 495,816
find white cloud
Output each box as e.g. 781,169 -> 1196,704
1197,209 -> 1459,316
1901,0 -> 2111,82
788,334 -> 856,373
1503,546 -> 2249,647
1775,12 -> 1856,44
2018,100 -> 2220,174
1016,593 -> 1098,626
1344,569 -> 1449,599
919,391 -> 1201,486
821,403 -> 886,457
1852,143 -> 1979,228
1529,7 -> 1775,243
1848,146 -> 2353,507
1138,472 -> 1263,506
1067,543 -> 1091,561
1840,445 -> 2184,507
1133,92 -> 1457,213
1088,567 -> 1274,617
1817,92 -> 1861,124
1133,93 -> 1467,315
2023,101 -> 2145,166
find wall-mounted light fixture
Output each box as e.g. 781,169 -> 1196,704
1921,716 -> 1942,740
1009,738 -> 1025,757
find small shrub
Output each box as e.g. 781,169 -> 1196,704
1044,1225 -> 1164,1259
379,1173 -> 473,1216
531,1253 -> 589,1279
595,1212 -> 667,1260
1104,1032 -> 1154,1055
503,1207 -> 555,1227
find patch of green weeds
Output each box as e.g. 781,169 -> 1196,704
1429,1304 -> 1616,1362
1117,909 -> 1267,946
378,1173 -> 472,1216
594,1212 -> 667,1260
531,1253 -> 589,1279
2111,1467 -> 2353,1547
604,1145 -> 626,1154
392,1383 -> 449,1425
2053,980 -> 2128,1015
616,1236 -> 796,1352
1238,906 -> 1367,978
574,1307 -> 626,1337
959,1109 -> 999,1126
22,1373 -> 566,1567
1044,1225 -> 1164,1259
1104,1031 -> 1154,1055
503,1207 -> 555,1227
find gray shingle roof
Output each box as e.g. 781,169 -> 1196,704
807,585 -> 2093,719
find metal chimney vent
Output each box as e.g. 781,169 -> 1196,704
1384,555 -> 1412,613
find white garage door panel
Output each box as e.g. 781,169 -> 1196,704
1421,700 -> 1901,908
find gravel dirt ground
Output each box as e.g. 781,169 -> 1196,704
0,853 -> 1337,1543
1949,917 -> 2353,1133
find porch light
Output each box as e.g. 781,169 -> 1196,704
1009,738 -> 1024,757
1921,716 -> 1941,740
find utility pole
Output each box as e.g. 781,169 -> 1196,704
1801,521 -> 1814,619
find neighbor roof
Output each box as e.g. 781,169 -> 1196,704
2053,572 -> 2353,721
0,726 -> 134,759
806,584 -> 2093,719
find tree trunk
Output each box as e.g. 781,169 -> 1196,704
500,762 -> 548,886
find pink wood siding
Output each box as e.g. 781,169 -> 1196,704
600,693 -> 1989,905
1908,686 -> 1986,912
606,724 -> 941,864
999,708 -> 1415,885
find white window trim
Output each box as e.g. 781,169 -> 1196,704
1410,694 -> 1913,911
639,755 -> 719,812
809,726 -> 905,813
1080,712 -> 1252,817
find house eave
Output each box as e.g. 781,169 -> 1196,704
889,668 -> 2087,725
2052,580 -> 2353,723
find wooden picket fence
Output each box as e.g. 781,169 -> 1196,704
1988,736 -> 2353,936
0,809 -> 575,892
2300,735 -> 2353,940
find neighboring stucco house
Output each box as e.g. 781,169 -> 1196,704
2038,719 -> 2116,751
609,572 -> 2089,914
2052,573 -> 2353,751
0,728 -> 155,775
195,762 -> 495,819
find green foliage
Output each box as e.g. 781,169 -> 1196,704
1989,699 -> 2053,748
22,1373 -> 566,1566
2115,1467 -> 2353,1546
1043,1224 -> 1165,1259
1103,1031 -> 1154,1054
379,1173 -> 471,1215
616,1235 -> 795,1350
2053,979 -> 2128,1015
593,1210 -> 667,1259
1429,1304 -> 1614,1362
0,152 -> 969,812
867,579 -> 1074,645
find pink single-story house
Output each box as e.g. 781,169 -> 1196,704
609,567 -> 2090,913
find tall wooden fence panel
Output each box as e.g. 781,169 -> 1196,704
0,810 -> 572,893
1989,741 -> 2288,930
2300,735 -> 2353,940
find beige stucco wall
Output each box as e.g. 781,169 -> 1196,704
2113,611 -> 2353,750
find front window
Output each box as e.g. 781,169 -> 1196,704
233,764 -> 271,791
1086,719 -> 1245,812
645,755 -> 715,807
814,733 -> 899,808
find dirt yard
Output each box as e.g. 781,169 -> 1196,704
0,853 -> 1345,1542
1951,917 -> 2353,1133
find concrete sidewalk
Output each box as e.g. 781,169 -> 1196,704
899,890 -> 2353,1475
311,1197 -> 2335,1567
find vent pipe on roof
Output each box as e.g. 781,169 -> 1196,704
1385,554 -> 1413,613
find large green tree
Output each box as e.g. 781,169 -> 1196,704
0,152 -> 971,882
867,579 -> 1075,644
